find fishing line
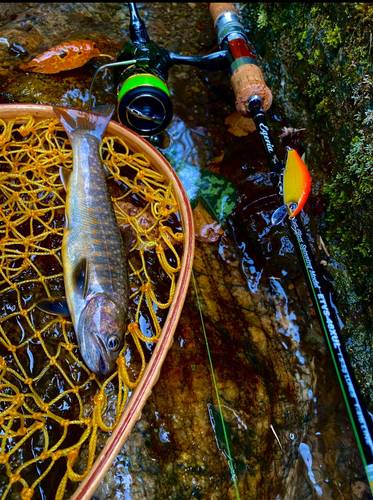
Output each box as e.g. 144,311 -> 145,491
191,269 -> 242,500
88,59 -> 136,110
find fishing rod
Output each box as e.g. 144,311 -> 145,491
89,1 -> 373,493
88,4 -> 248,496
90,2 -> 269,138
209,2 -> 373,494
90,2 -> 230,135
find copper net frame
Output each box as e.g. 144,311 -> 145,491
0,104 -> 194,500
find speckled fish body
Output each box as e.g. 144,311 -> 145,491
283,148 -> 311,218
53,105 -> 129,376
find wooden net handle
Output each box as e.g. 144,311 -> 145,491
209,3 -> 272,114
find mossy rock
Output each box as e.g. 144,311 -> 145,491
241,2 -> 373,408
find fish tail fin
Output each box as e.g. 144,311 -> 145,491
53,104 -> 115,140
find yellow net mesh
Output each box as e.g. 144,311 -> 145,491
0,115 -> 183,499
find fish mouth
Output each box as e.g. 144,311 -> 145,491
93,333 -> 111,375
82,332 -> 112,376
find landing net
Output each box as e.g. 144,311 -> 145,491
0,115 -> 183,499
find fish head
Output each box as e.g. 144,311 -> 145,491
77,294 -> 125,376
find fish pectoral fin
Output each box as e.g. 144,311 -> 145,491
271,205 -> 288,226
59,166 -> 71,191
64,212 -> 69,230
73,257 -> 89,299
36,298 -> 71,316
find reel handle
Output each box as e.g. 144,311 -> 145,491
209,3 -> 272,115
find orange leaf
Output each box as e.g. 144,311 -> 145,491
193,202 -> 224,243
19,40 -> 101,74
225,110 -> 256,137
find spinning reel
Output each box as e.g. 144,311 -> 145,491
90,2 -> 272,136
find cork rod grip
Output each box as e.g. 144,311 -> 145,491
209,3 -> 273,114
209,3 -> 236,26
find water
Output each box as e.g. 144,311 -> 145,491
0,3 -> 370,499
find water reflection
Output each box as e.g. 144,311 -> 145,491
268,276 -> 337,496
145,100 -> 369,498
60,88 -> 91,108
158,424 -> 170,443
271,277 -> 300,342
9,43 -> 25,56
0,1 -> 366,497
166,115 -> 201,167
241,254 -> 263,293
299,442 -> 323,496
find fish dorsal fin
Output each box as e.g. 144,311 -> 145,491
73,258 -> 89,299
271,204 -> 288,225
53,105 -> 115,141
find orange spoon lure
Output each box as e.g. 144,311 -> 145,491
283,148 -> 311,218
271,148 -> 311,225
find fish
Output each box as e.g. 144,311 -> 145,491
19,40 -> 101,74
38,105 -> 130,376
271,148 -> 311,225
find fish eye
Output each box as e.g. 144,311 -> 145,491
107,334 -> 121,352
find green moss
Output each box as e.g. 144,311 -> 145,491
241,2 -> 373,407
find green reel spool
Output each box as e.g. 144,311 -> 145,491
117,69 -> 173,136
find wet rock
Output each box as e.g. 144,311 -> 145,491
0,3 -> 368,499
